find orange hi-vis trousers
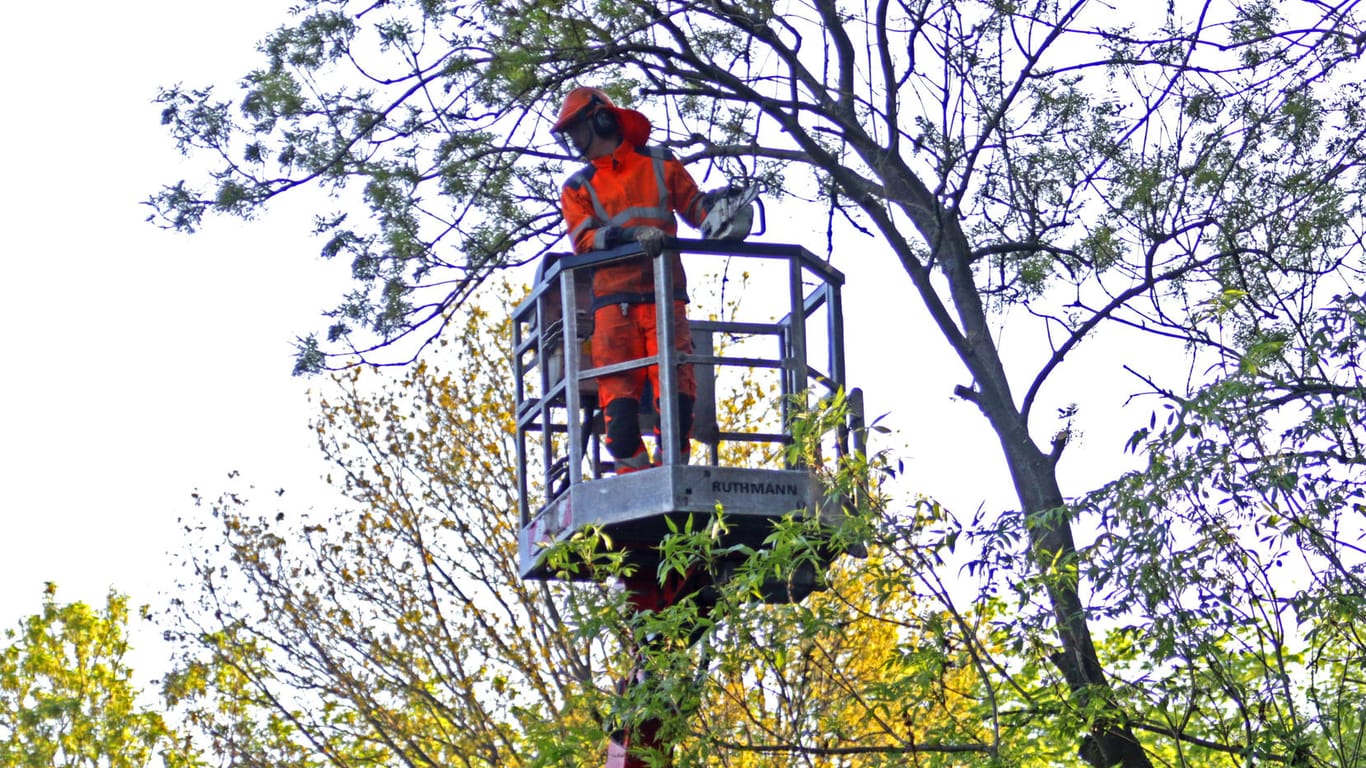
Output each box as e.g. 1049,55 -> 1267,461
593,301 -> 695,470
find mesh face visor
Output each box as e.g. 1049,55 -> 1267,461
552,125 -> 582,158
552,95 -> 601,159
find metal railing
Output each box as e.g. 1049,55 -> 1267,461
512,238 -> 851,532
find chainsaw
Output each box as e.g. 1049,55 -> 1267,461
700,182 -> 765,240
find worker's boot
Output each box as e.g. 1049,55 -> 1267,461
616,445 -> 651,474
652,445 -> 690,467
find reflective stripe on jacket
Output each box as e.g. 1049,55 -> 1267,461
560,141 -> 708,303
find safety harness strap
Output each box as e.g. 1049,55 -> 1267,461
591,289 -> 689,311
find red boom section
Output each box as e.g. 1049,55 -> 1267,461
606,570 -> 711,768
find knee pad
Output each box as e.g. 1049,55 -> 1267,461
604,397 -> 644,460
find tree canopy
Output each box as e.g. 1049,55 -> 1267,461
152,1 -> 1366,766
162,295 -> 1049,767
0,586 -> 195,768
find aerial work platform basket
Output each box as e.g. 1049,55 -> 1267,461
512,239 -> 862,600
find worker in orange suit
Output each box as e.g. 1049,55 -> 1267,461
551,86 -> 711,473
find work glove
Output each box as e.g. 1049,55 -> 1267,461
634,226 -> 666,258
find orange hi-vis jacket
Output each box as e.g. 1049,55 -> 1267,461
561,140 -> 709,308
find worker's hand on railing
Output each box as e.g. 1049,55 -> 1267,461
634,226 -> 666,258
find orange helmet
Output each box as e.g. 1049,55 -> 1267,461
550,86 -> 653,153
551,86 -> 615,133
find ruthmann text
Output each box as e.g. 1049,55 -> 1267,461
713,481 -> 800,496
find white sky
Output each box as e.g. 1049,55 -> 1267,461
0,0 -> 1159,692
0,1 -> 344,672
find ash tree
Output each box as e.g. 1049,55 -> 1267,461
151,1 -> 1366,766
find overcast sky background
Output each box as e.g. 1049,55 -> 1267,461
0,1 -> 345,672
0,1 -> 1158,692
